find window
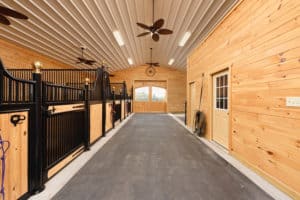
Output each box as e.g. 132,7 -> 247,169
151,87 -> 166,102
216,74 -> 228,110
134,87 -> 149,101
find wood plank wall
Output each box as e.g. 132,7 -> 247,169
0,111 -> 28,200
0,38 -> 74,69
110,65 -> 186,113
187,0 -> 300,198
90,104 -> 103,143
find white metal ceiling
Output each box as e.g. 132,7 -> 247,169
0,0 -> 238,71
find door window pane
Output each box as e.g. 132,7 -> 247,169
152,87 -> 166,102
135,87 -> 149,101
215,74 -> 229,110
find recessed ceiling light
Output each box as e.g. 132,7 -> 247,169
168,58 -> 175,65
113,31 -> 124,46
179,32 -> 191,47
127,58 -> 133,65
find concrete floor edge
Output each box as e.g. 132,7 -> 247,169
168,113 -> 292,200
29,114 -> 135,200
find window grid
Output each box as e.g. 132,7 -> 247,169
215,74 -> 228,110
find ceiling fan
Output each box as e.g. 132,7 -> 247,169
136,0 -> 173,42
76,47 -> 96,65
145,48 -> 159,77
146,48 -> 159,67
0,5 -> 28,25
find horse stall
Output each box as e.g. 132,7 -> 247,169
0,60 -> 38,199
0,59 -> 124,199
110,82 -> 132,124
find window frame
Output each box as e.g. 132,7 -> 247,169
151,86 -> 167,102
215,73 -> 229,110
134,86 -> 150,102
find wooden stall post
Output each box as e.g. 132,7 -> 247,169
31,61 -> 45,192
84,78 -> 90,151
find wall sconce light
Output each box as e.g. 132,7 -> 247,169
85,77 -> 90,85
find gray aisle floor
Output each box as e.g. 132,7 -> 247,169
172,113 -> 185,123
53,114 -> 273,200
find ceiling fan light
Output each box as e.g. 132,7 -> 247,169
128,58 -> 133,65
113,31 -> 125,46
179,32 -> 191,47
168,58 -> 175,65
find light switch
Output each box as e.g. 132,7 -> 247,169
286,97 -> 300,107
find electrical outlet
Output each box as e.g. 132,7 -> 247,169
286,97 -> 300,107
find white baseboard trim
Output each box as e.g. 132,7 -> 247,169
168,113 -> 292,200
29,113 -> 135,200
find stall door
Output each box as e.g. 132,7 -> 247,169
213,71 -> 229,149
0,111 -> 28,200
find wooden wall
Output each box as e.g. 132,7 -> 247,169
105,102 -> 113,131
0,111 -> 28,200
0,38 -> 73,69
90,103 -> 103,144
110,65 -> 186,113
187,0 -> 300,198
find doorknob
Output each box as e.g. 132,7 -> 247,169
10,114 -> 26,127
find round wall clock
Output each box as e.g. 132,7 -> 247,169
145,66 -> 156,77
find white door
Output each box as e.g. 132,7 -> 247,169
213,71 -> 229,148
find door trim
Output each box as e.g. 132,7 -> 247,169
209,67 -> 232,151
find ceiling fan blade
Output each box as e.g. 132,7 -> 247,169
158,29 -> 173,35
136,22 -> 151,30
76,60 -> 83,64
87,60 -> 96,63
137,32 -> 151,37
85,59 -> 96,64
153,63 -> 159,66
77,57 -> 85,61
153,18 -> 164,30
0,6 -> 28,19
86,58 -> 95,62
0,15 -> 10,25
85,61 -> 94,65
152,33 -> 159,42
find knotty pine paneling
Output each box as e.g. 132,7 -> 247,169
0,38 -> 74,69
187,0 -> 300,198
0,111 -> 28,200
110,65 -> 186,113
